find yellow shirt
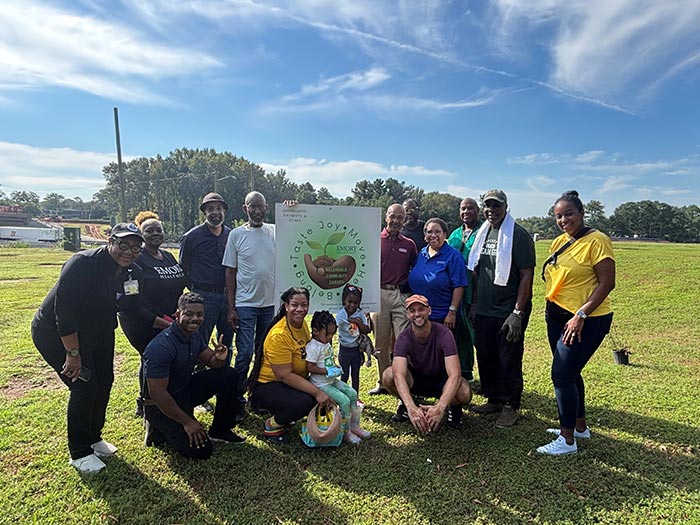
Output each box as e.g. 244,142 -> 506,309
544,230 -> 615,316
257,317 -> 311,384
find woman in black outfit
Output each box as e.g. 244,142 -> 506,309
31,223 -> 151,473
118,212 -> 187,416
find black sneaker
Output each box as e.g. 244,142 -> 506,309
209,429 -> 246,444
390,402 -> 410,423
447,405 -> 463,429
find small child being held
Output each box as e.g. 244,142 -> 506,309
306,311 -> 370,445
336,284 -> 372,394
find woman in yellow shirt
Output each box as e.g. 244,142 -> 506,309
249,287 -> 331,443
538,191 -> 615,456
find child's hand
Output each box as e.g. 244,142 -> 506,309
326,366 -> 343,378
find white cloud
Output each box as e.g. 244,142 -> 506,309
527,176 -> 555,191
260,156 -> 455,197
507,153 -> 560,165
597,175 -> 635,194
0,0 -> 221,103
282,67 -> 391,102
575,150 -> 604,163
0,141 -> 117,197
493,0 -> 700,103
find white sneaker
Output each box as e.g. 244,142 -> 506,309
536,435 -> 578,456
546,427 -> 591,439
91,440 -> 118,458
69,453 -> 106,473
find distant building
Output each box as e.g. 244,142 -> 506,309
0,205 -> 31,227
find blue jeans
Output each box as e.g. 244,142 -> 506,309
546,307 -> 613,428
195,290 -> 234,364
234,305 -> 275,402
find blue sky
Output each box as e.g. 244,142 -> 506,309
1,0 -> 699,218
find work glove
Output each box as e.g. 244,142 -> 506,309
326,366 -> 343,378
500,313 -> 523,343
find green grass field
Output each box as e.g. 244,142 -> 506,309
1,243 -> 699,525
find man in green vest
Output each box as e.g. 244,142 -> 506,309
446,197 -> 482,382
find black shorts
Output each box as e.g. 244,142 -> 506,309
408,366 -> 447,398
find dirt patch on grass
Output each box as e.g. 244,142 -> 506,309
0,277 -> 38,284
38,263 -> 64,266
1,367 -> 63,400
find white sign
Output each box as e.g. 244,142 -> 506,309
275,204 -> 381,312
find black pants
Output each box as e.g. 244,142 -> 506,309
251,381 -> 315,425
474,314 -> 528,410
144,367 -> 240,460
32,320 -> 115,460
339,345 -> 362,392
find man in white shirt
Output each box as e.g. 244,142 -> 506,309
223,191 -> 276,420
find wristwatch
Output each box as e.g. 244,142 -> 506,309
513,309 -> 522,317
448,305 -> 458,312
65,348 -> 80,357
575,309 -> 588,319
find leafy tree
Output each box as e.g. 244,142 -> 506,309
10,190 -> 41,216
42,192 -> 65,214
420,192 -> 462,231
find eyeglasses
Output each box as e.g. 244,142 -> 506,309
425,230 -> 444,236
116,241 -> 142,254
483,201 -> 504,208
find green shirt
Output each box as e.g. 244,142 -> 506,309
447,221 -> 482,305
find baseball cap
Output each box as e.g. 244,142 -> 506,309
405,294 -> 430,309
110,223 -> 143,240
199,192 -> 229,212
482,189 -> 508,205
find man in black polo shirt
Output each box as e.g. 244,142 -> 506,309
401,198 -> 427,252
143,292 -> 244,459
179,192 -> 233,359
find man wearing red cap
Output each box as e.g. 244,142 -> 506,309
382,294 -> 472,432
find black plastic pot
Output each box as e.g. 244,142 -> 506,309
612,349 -> 630,365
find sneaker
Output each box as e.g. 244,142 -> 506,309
194,401 -> 214,414
344,432 -> 362,445
350,426 -> 371,440
495,404 -> 519,428
470,401 -> 502,415
536,435 -> 578,456
91,440 -> 117,458
390,402 -> 409,423
447,405 -> 463,429
368,386 -> 389,396
547,427 -> 591,439
69,453 -> 106,473
208,429 -> 246,444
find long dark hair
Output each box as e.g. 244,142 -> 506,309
247,287 -> 310,394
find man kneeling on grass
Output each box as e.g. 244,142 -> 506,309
142,292 -> 245,459
382,295 -> 472,433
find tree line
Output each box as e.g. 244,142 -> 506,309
2,147 -> 698,242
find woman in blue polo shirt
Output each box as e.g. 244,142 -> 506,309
408,218 -> 467,329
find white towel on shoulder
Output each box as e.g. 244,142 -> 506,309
466,213 -> 515,286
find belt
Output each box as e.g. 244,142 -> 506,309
192,283 -> 225,293
381,284 -> 402,290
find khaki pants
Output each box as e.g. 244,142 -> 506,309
370,288 -> 410,387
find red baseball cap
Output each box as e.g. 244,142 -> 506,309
405,294 -> 430,309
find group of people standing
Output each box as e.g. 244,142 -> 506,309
32,186 -> 615,473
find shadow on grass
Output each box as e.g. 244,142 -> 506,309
212,392 -> 700,525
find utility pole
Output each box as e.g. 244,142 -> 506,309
113,107 -> 127,222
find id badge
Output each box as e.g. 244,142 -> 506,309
123,279 -> 140,296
